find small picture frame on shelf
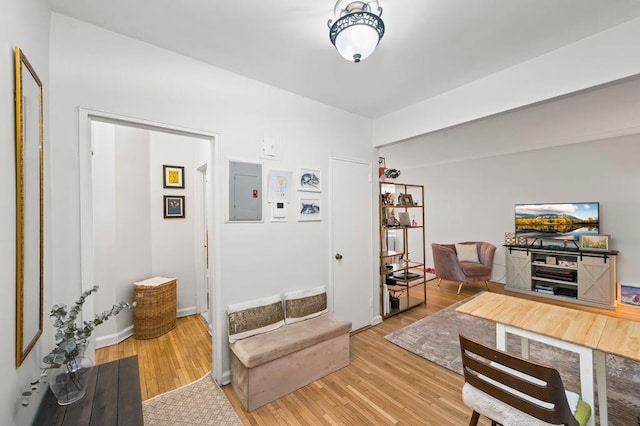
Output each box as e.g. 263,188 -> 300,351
545,256 -> 557,265
398,194 -> 414,206
579,234 -> 609,251
619,283 -> 640,307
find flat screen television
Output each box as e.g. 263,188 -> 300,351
515,202 -> 599,241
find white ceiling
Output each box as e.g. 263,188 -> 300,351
48,0 -> 640,119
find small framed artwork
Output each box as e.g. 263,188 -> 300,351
164,195 -> 185,218
163,165 -> 185,189
579,234 -> 609,251
619,283 -> 640,307
299,167 -> 321,192
398,193 -> 414,206
298,196 -> 321,221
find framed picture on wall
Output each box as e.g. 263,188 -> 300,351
163,165 -> 185,189
298,167 -> 321,192
298,196 -> 321,221
164,195 -> 185,218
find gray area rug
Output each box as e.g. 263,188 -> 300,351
142,372 -> 242,425
385,295 -> 640,426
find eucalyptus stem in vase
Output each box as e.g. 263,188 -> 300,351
43,285 -> 135,405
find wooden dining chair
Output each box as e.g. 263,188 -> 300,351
459,334 -> 591,426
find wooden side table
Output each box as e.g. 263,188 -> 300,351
133,276 -> 177,339
33,356 -> 143,425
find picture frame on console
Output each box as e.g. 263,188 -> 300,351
579,234 -> 609,251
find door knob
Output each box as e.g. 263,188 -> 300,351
335,253 -> 343,260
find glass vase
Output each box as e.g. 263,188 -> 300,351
48,357 -> 94,405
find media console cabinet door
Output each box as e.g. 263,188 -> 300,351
506,250 -> 531,290
578,256 -> 614,305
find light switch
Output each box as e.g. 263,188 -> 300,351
262,137 -> 276,157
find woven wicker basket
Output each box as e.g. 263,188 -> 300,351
133,277 -> 177,339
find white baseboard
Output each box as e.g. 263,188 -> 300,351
95,306 -> 197,349
96,325 -> 134,349
220,370 -> 231,386
178,306 -> 197,317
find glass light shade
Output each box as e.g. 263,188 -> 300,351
334,24 -> 380,62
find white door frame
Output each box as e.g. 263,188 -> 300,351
78,108 -> 224,383
195,161 -> 211,331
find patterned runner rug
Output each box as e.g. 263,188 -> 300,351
385,294 -> 640,426
142,373 -> 242,425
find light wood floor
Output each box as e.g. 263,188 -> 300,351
96,280 -> 640,425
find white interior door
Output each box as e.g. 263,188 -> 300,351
331,157 -> 373,331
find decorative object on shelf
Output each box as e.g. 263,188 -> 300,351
517,235 -> 528,246
162,165 -> 184,189
398,212 -> 411,227
389,294 -> 400,309
298,167 -> 321,192
545,256 -> 557,265
43,286 -> 135,405
579,234 -> 609,251
381,192 -> 395,206
164,195 -> 185,218
504,232 -> 515,245
397,193 -> 414,206
328,0 -> 385,63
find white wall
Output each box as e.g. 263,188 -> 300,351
92,122 -> 209,346
0,0 -> 51,423
380,79 -> 640,287
49,13 -> 374,382
149,131 -> 210,318
92,124 -> 153,342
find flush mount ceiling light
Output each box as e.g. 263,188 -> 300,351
328,0 -> 385,63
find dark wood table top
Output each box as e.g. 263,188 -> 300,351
33,356 -> 143,426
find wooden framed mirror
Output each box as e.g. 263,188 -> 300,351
15,47 -> 44,367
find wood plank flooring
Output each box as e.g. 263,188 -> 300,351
96,280 -> 640,425
95,315 -> 212,400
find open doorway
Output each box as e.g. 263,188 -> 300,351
78,109 -> 222,382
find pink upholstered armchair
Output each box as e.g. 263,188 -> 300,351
431,241 -> 496,294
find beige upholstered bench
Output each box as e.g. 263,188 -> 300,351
227,287 -> 351,411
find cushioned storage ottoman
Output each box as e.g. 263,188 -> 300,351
230,314 -> 351,411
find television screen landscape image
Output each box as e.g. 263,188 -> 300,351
515,202 -> 599,240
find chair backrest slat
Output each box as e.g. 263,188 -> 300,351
459,334 -> 578,426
